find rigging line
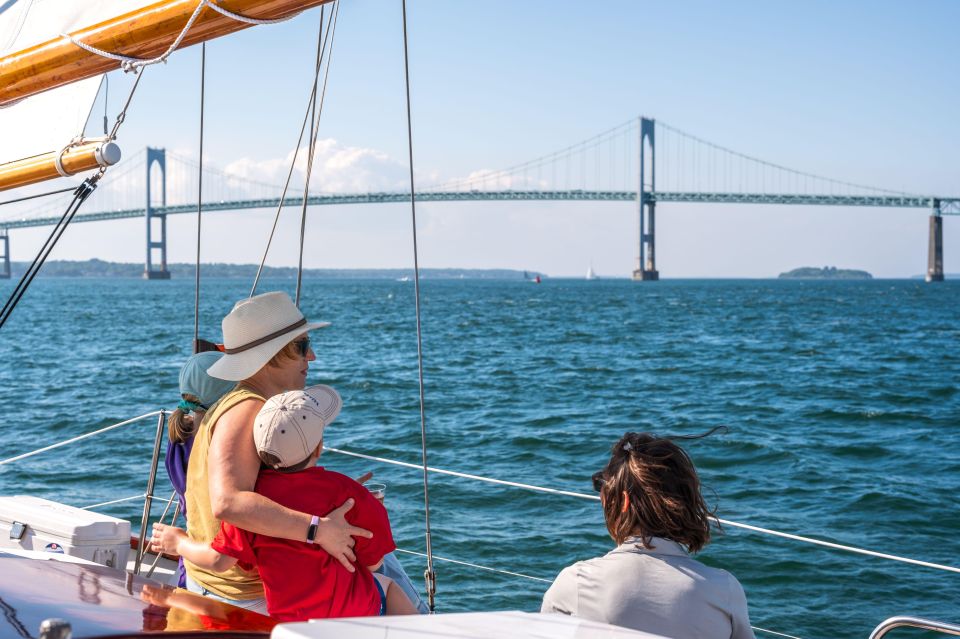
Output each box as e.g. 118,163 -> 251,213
194,43 -> 205,352
322,446 -> 960,575
0,178 -> 99,330
324,446 -> 610,500
145,490 -> 178,578
81,494 -> 177,510
251,5 -> 333,297
81,494 -> 147,510
0,411 -> 163,466
751,627 -> 804,639
297,0 -> 341,305
108,68 -> 146,142
296,1 -> 338,306
399,0 -> 437,613
394,548 -> 553,584
103,73 -> 109,134
0,186 -> 79,207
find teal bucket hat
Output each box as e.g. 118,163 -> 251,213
179,351 -> 236,410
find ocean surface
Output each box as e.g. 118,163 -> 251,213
0,277 -> 957,639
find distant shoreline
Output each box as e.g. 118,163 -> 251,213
3,259 -> 949,280
10,259 -> 545,280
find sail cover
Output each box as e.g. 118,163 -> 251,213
0,0 -> 156,166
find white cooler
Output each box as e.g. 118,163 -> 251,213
0,495 -> 130,569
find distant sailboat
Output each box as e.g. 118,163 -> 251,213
586,264 -> 597,280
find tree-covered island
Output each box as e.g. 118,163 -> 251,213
778,266 -> 873,280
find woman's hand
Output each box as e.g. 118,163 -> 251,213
316,498 -> 373,572
150,522 -> 187,556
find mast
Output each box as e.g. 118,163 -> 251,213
0,0 -> 334,107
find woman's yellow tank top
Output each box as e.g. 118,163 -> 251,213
184,387 -> 265,600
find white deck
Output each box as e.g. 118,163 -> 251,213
273,610 -> 670,639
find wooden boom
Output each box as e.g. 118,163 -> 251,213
0,142 -> 122,192
0,0 -> 334,107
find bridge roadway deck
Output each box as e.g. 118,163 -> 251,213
3,190 -> 958,230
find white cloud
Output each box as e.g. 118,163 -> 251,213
221,138 -> 422,194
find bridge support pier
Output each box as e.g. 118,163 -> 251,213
632,117 -> 659,281
926,200 -> 943,283
144,147 -> 171,280
0,230 -> 9,279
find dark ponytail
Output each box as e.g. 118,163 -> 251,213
167,394 -> 201,443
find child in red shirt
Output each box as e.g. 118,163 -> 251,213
152,385 -> 416,620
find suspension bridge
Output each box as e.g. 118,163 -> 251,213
1,117 -> 956,281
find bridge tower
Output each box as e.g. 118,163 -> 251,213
144,147 -> 171,280
0,229 -> 9,279
926,199 -> 944,283
632,117 -> 659,281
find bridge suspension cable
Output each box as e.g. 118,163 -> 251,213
3,116 -> 956,231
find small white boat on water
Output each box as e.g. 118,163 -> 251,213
586,264 -> 597,280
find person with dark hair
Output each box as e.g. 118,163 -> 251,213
541,431 -> 755,639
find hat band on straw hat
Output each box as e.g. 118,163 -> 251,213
224,318 -> 307,354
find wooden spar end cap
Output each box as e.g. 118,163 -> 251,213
95,142 -> 122,167
0,141 -> 122,193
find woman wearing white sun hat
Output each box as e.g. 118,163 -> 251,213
179,291 -> 373,612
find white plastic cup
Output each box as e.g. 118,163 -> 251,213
365,481 -> 386,504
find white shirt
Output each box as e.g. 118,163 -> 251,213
541,536 -> 755,639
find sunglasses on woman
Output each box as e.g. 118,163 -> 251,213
293,336 -> 311,357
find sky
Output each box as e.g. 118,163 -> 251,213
7,0 -> 960,278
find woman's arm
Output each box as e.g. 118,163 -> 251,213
207,399 -> 372,572
150,523 -> 237,573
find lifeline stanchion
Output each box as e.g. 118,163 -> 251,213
134,410 -> 166,575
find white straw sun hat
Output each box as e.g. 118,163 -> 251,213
254,385 -> 342,469
206,291 -> 329,381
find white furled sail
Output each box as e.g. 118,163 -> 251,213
0,0 -> 154,166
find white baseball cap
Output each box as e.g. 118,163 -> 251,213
253,385 -> 342,470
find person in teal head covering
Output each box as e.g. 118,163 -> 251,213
164,351 -> 236,586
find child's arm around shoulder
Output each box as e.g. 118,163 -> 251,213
150,523 -> 238,573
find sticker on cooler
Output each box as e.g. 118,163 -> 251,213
44,542 -> 65,553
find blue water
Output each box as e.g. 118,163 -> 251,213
1,277 -> 957,639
